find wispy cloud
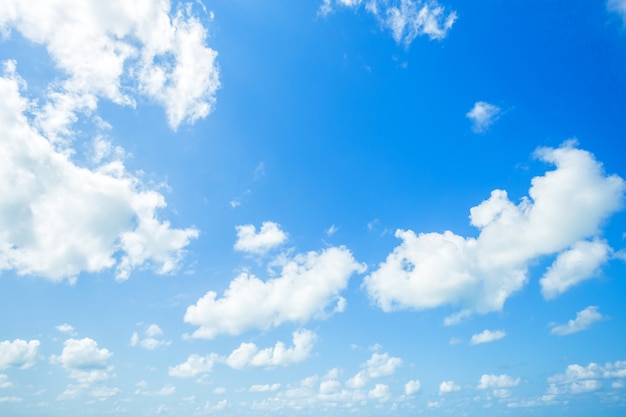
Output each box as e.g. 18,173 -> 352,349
550,306 -> 605,336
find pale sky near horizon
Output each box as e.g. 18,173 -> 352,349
1,1 -> 626,416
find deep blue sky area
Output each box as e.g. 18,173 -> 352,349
0,1 -> 625,416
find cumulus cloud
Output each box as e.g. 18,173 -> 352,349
439,380 -> 460,393
0,339 -> 40,370
226,329 -> 316,369
168,353 -> 218,378
477,374 -> 520,389
540,240 -> 611,299
0,63 -> 198,282
470,329 -> 506,345
55,324 -> 75,334
184,246 -> 365,339
0,0 -> 219,131
364,142 -> 625,321
51,338 -> 113,384
405,379 -> 421,395
368,383 -> 390,400
130,324 -> 171,350
550,306 -> 605,336
546,361 -> 626,397
346,352 -> 402,388
319,0 -> 456,46
466,101 -> 501,133
234,222 -> 287,255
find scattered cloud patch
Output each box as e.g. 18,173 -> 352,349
185,246 -> 365,339
51,338 -> 114,384
404,379 -> 421,395
319,0 -> 456,46
169,353 -> 218,378
234,222 -> 287,255
477,374 -> 520,389
470,330 -> 506,345
0,339 -> 40,370
0,374 -> 12,389
466,101 -> 501,133
55,324 -> 75,334
608,0 -> 626,23
226,329 -> 316,369
326,224 -> 339,236
546,361 -> 626,397
439,380 -> 460,393
130,324 -> 171,350
364,143 -> 625,321
540,240 -> 611,299
347,352 -> 402,388
550,306 -> 605,336
134,381 -> 176,396
250,383 -> 281,393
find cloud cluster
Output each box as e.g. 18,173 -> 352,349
439,380 -> 460,393
226,329 -> 316,369
185,246 -> 365,339
51,338 -> 114,384
546,360 -> 626,398
466,101 -> 501,133
319,0 -> 456,46
550,306 -> 605,336
234,222 -> 287,255
364,143 -> 625,321
346,353 -> 402,389
0,64 -> 199,282
0,339 -> 40,370
0,0 -> 219,131
477,374 -> 520,389
168,353 -> 218,378
130,324 -> 171,350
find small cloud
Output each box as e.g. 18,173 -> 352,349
448,337 -> 462,345
130,324 -> 171,350
226,330 -> 316,369
234,221 -> 287,255
249,383 -> 280,393
477,374 -> 520,389
326,224 -> 339,236
466,101 -> 501,133
55,324 -> 75,334
550,306 -> 605,336
405,379 -> 421,395
470,329 -> 506,345
439,380 -> 460,394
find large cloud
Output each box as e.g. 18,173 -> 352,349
184,246 -> 365,339
319,0 -> 456,46
0,0 -> 219,131
0,64 -> 198,282
364,142 -> 624,321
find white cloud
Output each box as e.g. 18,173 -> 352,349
466,101 -> 501,133
51,338 -> 113,385
130,324 -> 171,350
0,374 -> 12,389
404,379 -> 421,395
470,329 -> 506,345
135,381 -> 176,396
346,352 -> 402,388
169,353 -> 218,378
0,63 -> 199,282
0,339 -> 40,370
55,324 -> 75,334
0,0 -> 219,131
90,386 -> 120,399
550,306 -> 605,336
185,246 -> 365,339
477,374 -> 520,389
364,143 -> 625,321
368,383 -> 390,400
250,383 -> 281,393
540,240 -> 611,299
546,360 -> 626,397
226,329 -> 316,369
326,224 -> 339,236
608,0 -> 626,23
319,0 -> 456,46
234,222 -> 287,255
0,396 -> 22,403
439,380 -> 460,393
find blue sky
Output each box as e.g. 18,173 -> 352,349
1,0 -> 626,416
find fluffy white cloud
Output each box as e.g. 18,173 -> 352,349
0,374 -> 12,389
364,143 -> 625,321
51,338 -> 113,384
547,361 -> 626,397
0,339 -> 40,370
540,240 -> 611,299
55,324 -> 75,334
0,0 -> 219,131
319,0 -> 456,45
368,383 -> 390,400
477,374 -> 520,389
184,246 -> 365,339
439,380 -> 460,393
169,353 -> 218,378
404,379 -> 421,395
550,306 -> 605,336
130,324 -> 171,350
466,101 -> 501,133
346,352 -> 402,388
226,329 -> 316,369
0,64 -> 198,282
234,222 -> 287,255
470,329 -> 506,345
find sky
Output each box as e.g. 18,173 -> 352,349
1,1 -> 626,416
